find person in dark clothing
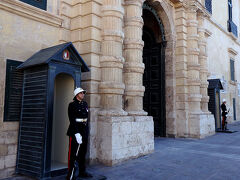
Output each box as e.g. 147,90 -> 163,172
66,87 -> 92,180
221,99 -> 228,131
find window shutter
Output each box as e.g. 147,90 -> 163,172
4,60 -> 23,122
233,98 -> 236,120
238,84 -> 240,96
207,88 -> 216,116
228,0 -> 232,21
19,0 -> 47,10
205,0 -> 212,14
230,59 -> 235,81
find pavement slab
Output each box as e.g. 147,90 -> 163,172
3,122 -> 240,180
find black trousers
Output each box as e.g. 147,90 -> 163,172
68,134 -> 88,175
222,116 -> 227,130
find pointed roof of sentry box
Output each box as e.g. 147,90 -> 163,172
207,79 -> 223,90
17,42 -> 89,72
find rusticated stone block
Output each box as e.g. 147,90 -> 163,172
80,53 -> 100,67
0,167 -> 15,179
5,155 -> 16,168
2,122 -> 19,131
0,169 -> 8,178
0,156 -> 4,169
97,115 -> 154,165
0,132 -> 5,144
0,145 -> 7,156
7,144 -> 17,155
4,131 -> 18,144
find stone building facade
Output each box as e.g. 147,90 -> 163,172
0,0 -> 238,179
206,0 -> 240,125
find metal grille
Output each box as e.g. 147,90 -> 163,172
16,66 -> 48,178
208,88 -> 215,117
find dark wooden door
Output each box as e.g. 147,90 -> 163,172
143,43 -> 166,137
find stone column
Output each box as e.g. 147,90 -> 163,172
123,0 -> 146,116
97,0 -> 154,165
186,4 -> 206,138
187,5 -> 202,114
97,0 -> 128,165
186,3 -> 215,138
99,0 -> 127,116
198,11 -> 209,112
175,4 -> 189,137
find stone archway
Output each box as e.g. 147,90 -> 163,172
142,2 -> 166,137
143,0 -> 177,137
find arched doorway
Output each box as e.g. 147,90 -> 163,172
142,3 -> 166,137
51,73 -> 74,171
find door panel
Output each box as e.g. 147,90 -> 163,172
143,43 -> 166,137
215,91 -> 221,129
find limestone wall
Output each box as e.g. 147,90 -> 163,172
206,3 -> 240,123
0,0 -> 62,178
1,0 -> 238,178
212,0 -> 228,29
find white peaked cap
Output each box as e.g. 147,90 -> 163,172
222,99 -> 226,103
74,87 -> 86,96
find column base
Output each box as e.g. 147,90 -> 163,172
97,115 -> 154,165
188,111 -> 215,138
127,110 -> 148,116
98,109 -> 128,116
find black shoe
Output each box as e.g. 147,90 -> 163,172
66,175 -> 76,180
78,171 -> 93,178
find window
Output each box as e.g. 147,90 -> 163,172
238,84 -> 240,96
19,0 -> 47,10
227,0 -> 238,37
233,98 -> 236,120
230,59 -> 235,81
228,0 -> 232,20
205,0 -> 212,14
4,60 -> 23,122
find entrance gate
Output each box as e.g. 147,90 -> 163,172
143,38 -> 166,137
142,3 -> 166,137
207,79 -> 223,130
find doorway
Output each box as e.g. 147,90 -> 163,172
51,73 -> 74,170
142,5 -> 166,137
207,79 -> 223,130
215,91 -> 221,129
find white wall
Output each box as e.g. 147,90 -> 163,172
51,73 -> 74,169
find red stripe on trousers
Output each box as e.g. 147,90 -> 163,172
68,137 -> 72,170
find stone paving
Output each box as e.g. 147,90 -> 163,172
4,122 -> 240,180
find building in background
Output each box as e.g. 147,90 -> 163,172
0,0 -> 239,179
206,0 -> 240,129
